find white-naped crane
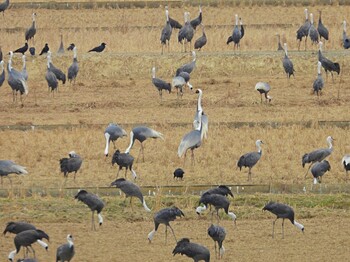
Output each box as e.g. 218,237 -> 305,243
151,67 -> 171,100
311,160 -> 331,184
263,201 -> 304,239
296,8 -> 311,51
56,234 -> 75,262
255,82 -> 272,103
237,140 -> 264,181
104,123 -> 127,157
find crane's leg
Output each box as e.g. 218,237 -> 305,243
7,175 -> 13,188
260,94 -> 263,103
112,140 -> 116,149
183,151 -> 187,167
165,225 -> 168,245
141,143 -> 145,162
167,41 -> 170,53
29,246 -> 36,257
161,44 -> 164,55
130,197 -> 134,211
304,164 -> 312,178
331,72 -> 334,83
282,218 -> 285,239
116,167 -> 121,178
272,218 -> 278,238
214,241 -> 218,259
216,209 -> 220,224
91,211 -> 95,231
191,149 -> 195,166
124,167 -> 128,178
136,146 -> 142,163
304,37 -> 308,51
74,171 -> 77,181
168,224 -> 177,243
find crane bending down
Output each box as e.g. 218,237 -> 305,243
302,136 -> 334,178
125,126 -> 164,162
173,238 -> 210,262
104,123 -> 127,156
263,201 -> 304,238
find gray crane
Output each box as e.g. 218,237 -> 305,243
147,206 -> 184,243
45,55 -> 58,93
47,51 -> 66,85
196,192 -> 237,224
110,178 -> 151,211
208,224 -> 226,259
67,46 -> 79,84
21,55 -> 28,81
190,6 -> 202,30
160,8 -> 172,54
194,24 -> 207,51
308,13 -> 319,44
311,160 -> 331,184
317,11 -> 329,42
7,51 -> 29,105
255,82 -> 272,103
342,155 -> 350,175
3,222 -> 36,235
0,60 -> 5,87
343,21 -> 350,49
16,259 -> 38,262
230,14 -> 242,50
176,50 -> 196,76
302,136 -> 334,178
57,34 -> 65,54
124,126 -> 164,162
151,67 -> 171,100
227,17 -> 244,46
173,238 -> 210,262
313,61 -> 324,96
276,34 -> 284,51
0,159 -> 28,185
318,41 -> 340,82
0,46 -> 2,61
178,12 -> 195,52
172,73 -> 192,98
25,13 -> 37,44
0,0 -> 9,16
193,89 -> 208,140
282,43 -> 295,78
59,151 -> 83,181
74,189 -> 104,230
237,139 -> 264,181
178,107 -> 203,166
204,185 -> 233,198
8,229 -> 49,261
111,150 -> 137,179
56,234 -> 75,262
263,201 -> 304,238
296,8 -> 311,51
104,123 -> 127,156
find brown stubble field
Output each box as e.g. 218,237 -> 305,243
1,3 -> 350,262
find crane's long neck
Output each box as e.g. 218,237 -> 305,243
7,59 -> 12,72
293,220 -> 304,231
125,131 -> 135,153
305,9 -> 308,21
152,68 -> 156,78
256,143 -> 262,154
192,52 -> 196,62
310,14 -> 314,24
317,62 -> 321,75
46,59 -> 51,69
327,139 -> 333,150
284,44 -> 288,56
197,91 -> 203,112
68,239 -> 74,248
165,10 -> 169,22
73,48 -> 77,59
235,15 -> 238,26
104,132 -> 110,155
344,21 -> 347,33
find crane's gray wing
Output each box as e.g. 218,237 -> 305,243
119,181 -> 143,202
178,130 -> 201,157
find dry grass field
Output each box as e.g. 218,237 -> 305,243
0,2 -> 350,262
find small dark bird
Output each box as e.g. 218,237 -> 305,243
173,238 -> 210,262
148,206 -> 185,243
342,155 -> 350,175
0,0 -> 10,16
104,123 -> 127,156
56,234 -> 75,262
208,224 -> 226,259
263,201 -> 304,238
88,43 -> 106,53
110,178 -> 151,211
151,66 -> 171,100
39,43 -> 49,56
74,189 -> 104,230
311,160 -> 331,184
173,168 -> 184,180
8,229 -> 49,261
59,151 -> 83,180
237,139 -> 264,181
302,136 -> 334,178
29,47 -> 35,56
3,221 -> 36,235
111,150 -> 137,179
196,192 -> 237,224
194,24 -> 207,51
67,43 -> 75,51
14,43 -> 29,55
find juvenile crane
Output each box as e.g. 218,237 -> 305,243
3,222 -> 36,235
343,21 -> 350,49
56,234 -> 75,262
111,150 -> 137,179
74,189 -> 104,230
59,151 -> 83,180
255,82 -> 272,103
263,201 -> 304,238
173,238 -> 210,262
313,61 -> 324,96
147,206 -> 184,243
237,139 -> 264,181
104,123 -> 127,156
317,11 -> 329,42
296,8 -> 310,51
282,43 -> 295,78
208,224 -> 226,259
276,34 -> 284,51
160,8 -> 172,54
151,67 -> 171,100
311,160 -> 331,184
125,126 -> 164,162
302,136 -> 334,177
0,160 -> 28,185
68,46 -> 79,84
110,178 -> 151,211
8,229 -> 49,261
342,155 -> 350,175
25,13 -> 36,44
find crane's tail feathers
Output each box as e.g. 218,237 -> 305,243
143,199 -> 151,212
131,169 -> 137,180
